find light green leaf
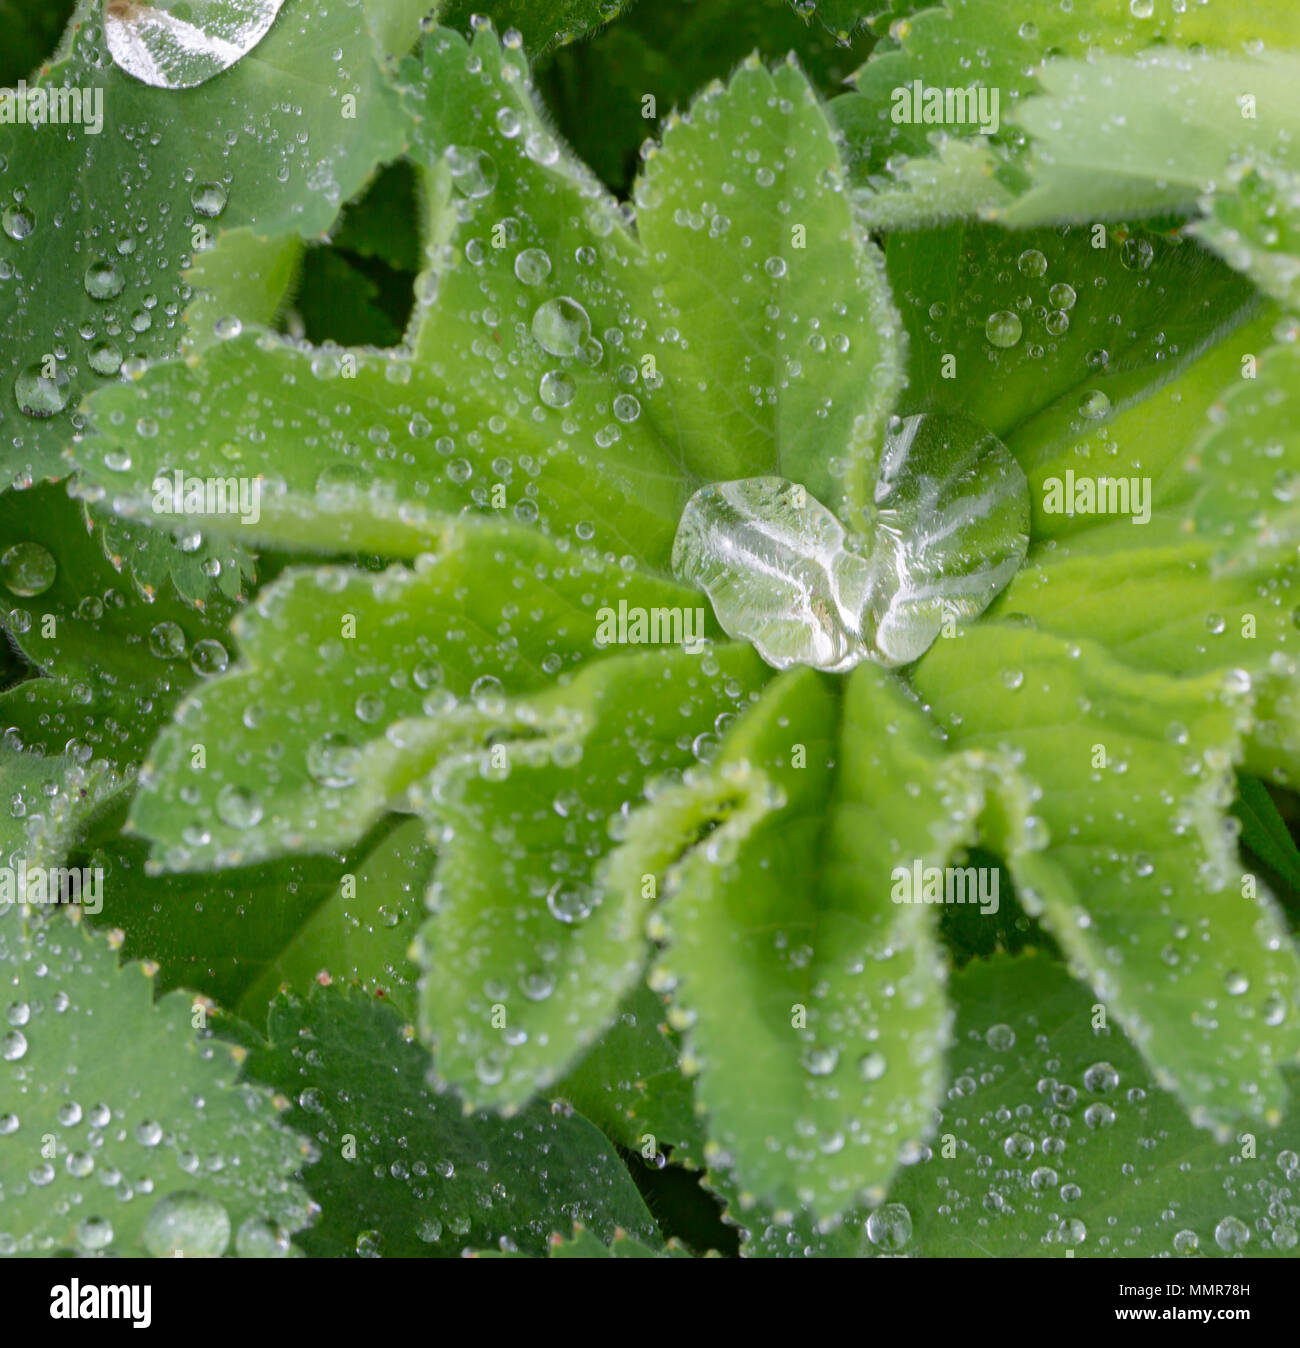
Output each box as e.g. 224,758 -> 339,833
76,31 -> 903,569
833,0 -> 1300,225
416,641 -> 769,1109
913,624 -> 1300,1133
1002,52 -> 1300,227
1189,341 -> 1300,571
635,53 -> 902,523
126,519 -> 720,870
1192,167 -> 1300,314
651,664 -> 999,1219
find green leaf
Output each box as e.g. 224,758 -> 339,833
126,520 -> 723,870
76,31 -> 903,568
634,52 -> 902,523
1189,341 -> 1300,571
885,223 -> 1257,442
78,808 -> 389,1012
1192,167 -> 1300,314
555,982 -> 705,1162
0,484 -> 239,760
833,0 -> 1300,226
1003,53 -> 1300,227
0,0 -> 74,85
293,248 -> 406,348
241,985 -> 657,1257
547,1227 -> 691,1258
538,0 -> 874,195
886,952 -> 1300,1257
0,0 -> 420,498
0,916 -> 312,1256
440,0 -> 635,58
1234,776 -> 1300,896
235,815 -> 428,1019
331,160 -> 422,275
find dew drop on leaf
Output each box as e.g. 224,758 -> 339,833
142,1190 -> 231,1258
532,297 -> 592,358
865,1202 -> 912,1250
190,182 -> 228,218
88,341 -> 124,376
985,310 -> 1023,348
1017,249 -> 1047,277
14,364 -> 71,419
539,369 -> 576,408
84,259 -> 126,300
105,0 -> 287,91
513,247 -> 552,285
2,206 -> 33,240
148,621 -> 186,659
1,542 -> 56,596
215,783 -> 262,830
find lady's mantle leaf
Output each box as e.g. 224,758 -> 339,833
240,985 -> 657,1257
887,952 -> 1300,1257
75,29 -> 904,574
0,915 -> 313,1256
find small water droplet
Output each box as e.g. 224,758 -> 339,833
14,363 -> 71,418
985,310 -> 1023,348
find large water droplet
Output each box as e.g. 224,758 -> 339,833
14,363 -> 71,418
105,0 -> 286,91
985,310 -> 1023,348
532,297 -> 591,358
865,1202 -> 912,1251
671,415 -> 1028,672
142,1190 -> 231,1257
1,542 -> 56,596
84,259 -> 125,300
2,207 -> 34,240
190,181 -> 228,218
